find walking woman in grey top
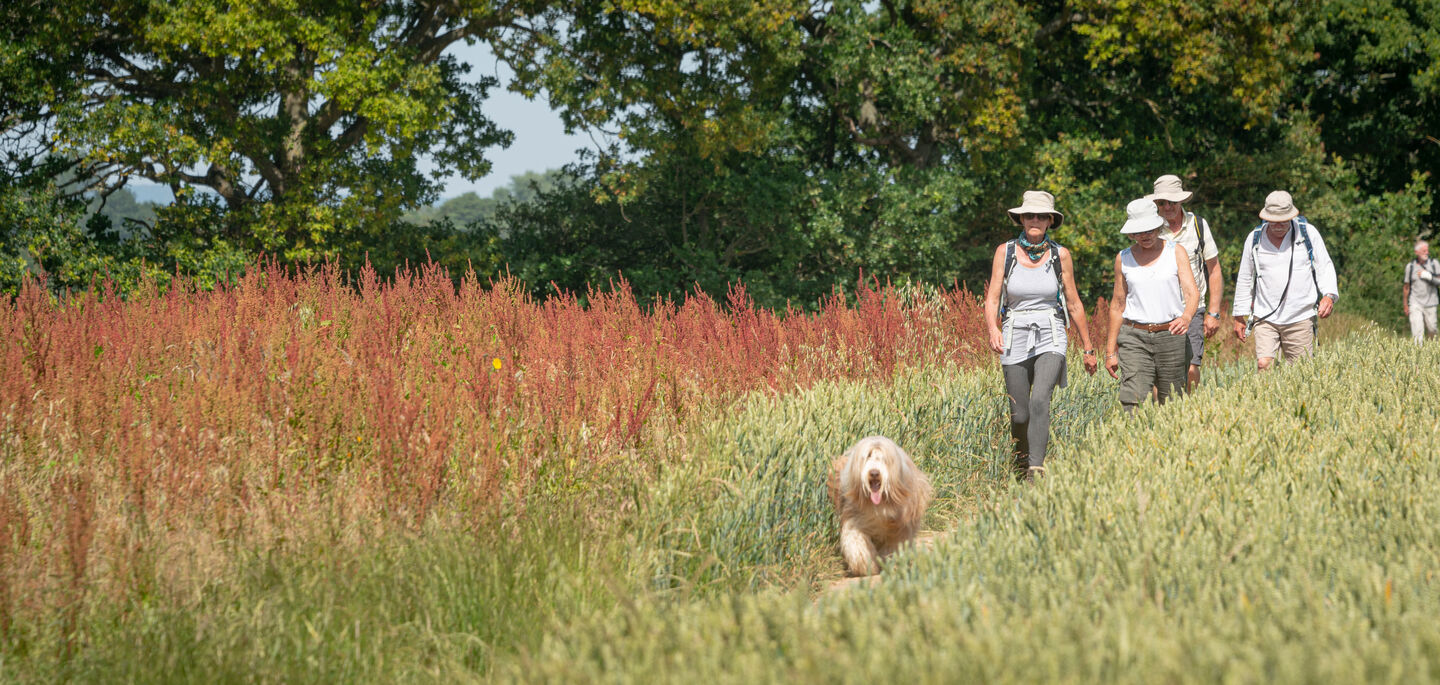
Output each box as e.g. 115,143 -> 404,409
983,191 -> 1098,482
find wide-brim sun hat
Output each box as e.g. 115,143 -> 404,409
1120,197 -> 1165,234
1007,190 -> 1065,228
1259,190 -> 1300,222
1146,174 -> 1193,203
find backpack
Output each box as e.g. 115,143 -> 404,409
1405,259 -> 1439,286
1245,217 -> 1320,326
999,239 -> 1069,325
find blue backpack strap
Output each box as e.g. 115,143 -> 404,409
1295,217 -> 1321,302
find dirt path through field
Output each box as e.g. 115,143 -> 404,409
825,530 -> 942,592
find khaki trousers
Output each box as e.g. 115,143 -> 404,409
1116,326 -> 1190,411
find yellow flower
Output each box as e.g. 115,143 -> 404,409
492,357 -> 503,370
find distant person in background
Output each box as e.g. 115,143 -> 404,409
1231,191 -> 1339,369
1149,175 -> 1222,390
1104,198 -> 1199,412
1403,240 -> 1439,344
984,190 -> 1098,482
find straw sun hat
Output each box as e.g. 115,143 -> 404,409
1146,174 -> 1193,203
1007,190 -> 1065,228
1120,198 -> 1165,234
1258,190 -> 1300,222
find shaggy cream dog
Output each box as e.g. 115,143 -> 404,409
827,435 -> 933,576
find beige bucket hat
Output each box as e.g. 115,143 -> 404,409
1120,198 -> 1165,234
1146,174 -> 1193,203
1259,190 -> 1300,222
1007,190 -> 1065,228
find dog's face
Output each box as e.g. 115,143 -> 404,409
858,442 -> 892,505
845,436 -> 908,507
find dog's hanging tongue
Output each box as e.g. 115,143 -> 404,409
870,489 -> 883,505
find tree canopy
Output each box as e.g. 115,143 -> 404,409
1,0 -> 1435,322
1,0 -> 538,261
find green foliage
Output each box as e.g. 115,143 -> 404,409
404,169 -> 571,229
0,0 -> 522,265
90,188 -> 158,238
1310,170 -> 1434,330
1309,0 -> 1440,224
3,0 -> 1437,315
0,184 -> 170,294
488,0 -> 1424,306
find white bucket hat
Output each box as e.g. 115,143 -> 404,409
1120,198 -> 1165,234
1007,190 -> 1065,228
1146,174 -> 1193,203
1259,190 -> 1300,222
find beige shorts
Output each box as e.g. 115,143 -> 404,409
1253,319 -> 1315,362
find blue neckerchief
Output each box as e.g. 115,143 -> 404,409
1017,233 -> 1049,261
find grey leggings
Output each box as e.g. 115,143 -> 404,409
1002,352 -> 1066,470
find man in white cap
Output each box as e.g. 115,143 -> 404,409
1232,190 -> 1340,369
1403,239 -> 1440,344
1148,174 -> 1221,389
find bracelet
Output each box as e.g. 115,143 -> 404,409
1105,353 -> 1118,360
1082,349 -> 1095,355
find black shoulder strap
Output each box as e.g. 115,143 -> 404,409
1049,240 -> 1070,324
1192,214 -> 1209,282
1000,240 -> 1017,317
1296,220 -> 1321,300
1248,227 -> 1263,315
1049,240 -> 1062,285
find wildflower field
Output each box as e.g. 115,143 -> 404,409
0,265 -> 1432,683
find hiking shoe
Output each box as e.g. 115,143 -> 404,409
1026,466 -> 1046,482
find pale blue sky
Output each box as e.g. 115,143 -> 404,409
427,41 -> 594,198
130,41 -> 591,205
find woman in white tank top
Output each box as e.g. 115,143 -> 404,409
1104,198 -> 1199,412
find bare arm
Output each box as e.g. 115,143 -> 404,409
1059,247 -> 1097,374
983,244 -> 1008,354
1058,247 -> 1091,349
1201,220 -> 1224,314
1206,257 -> 1223,313
1174,245 -> 1199,334
1106,253 -> 1126,378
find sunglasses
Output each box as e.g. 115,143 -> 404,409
1019,213 -> 1050,220
1153,200 -> 1179,207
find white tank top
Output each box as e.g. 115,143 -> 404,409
1121,242 -> 1184,324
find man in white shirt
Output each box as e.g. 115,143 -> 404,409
1149,174 -> 1222,389
1231,190 -> 1340,370
1403,240 -> 1439,344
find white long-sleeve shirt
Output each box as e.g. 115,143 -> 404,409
1232,221 -> 1339,325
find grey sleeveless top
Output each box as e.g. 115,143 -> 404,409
1001,253 -> 1069,366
